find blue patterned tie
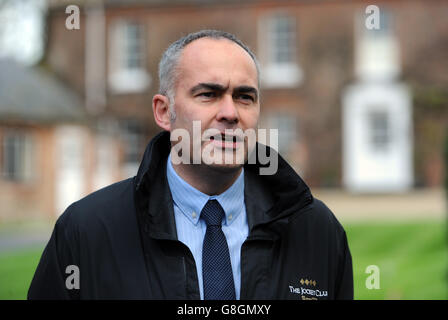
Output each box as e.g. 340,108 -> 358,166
201,199 -> 236,300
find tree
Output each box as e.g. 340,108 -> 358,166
0,0 -> 46,65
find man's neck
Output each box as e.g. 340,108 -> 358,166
171,162 -> 242,196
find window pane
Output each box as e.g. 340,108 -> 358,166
113,21 -> 144,71
275,17 -> 291,34
2,132 -> 31,181
125,23 -> 142,69
269,15 -> 295,64
267,113 -> 297,155
275,35 -> 290,48
127,56 -> 140,69
369,110 -> 390,151
126,23 -> 140,39
121,120 -> 145,164
276,50 -> 290,63
4,136 -> 16,178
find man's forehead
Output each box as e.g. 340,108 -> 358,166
176,38 -> 258,92
177,37 -> 258,87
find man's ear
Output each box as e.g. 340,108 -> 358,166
152,94 -> 172,131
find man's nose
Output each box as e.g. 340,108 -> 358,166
216,94 -> 239,123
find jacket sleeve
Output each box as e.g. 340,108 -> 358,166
28,209 -> 80,300
334,230 -> 354,300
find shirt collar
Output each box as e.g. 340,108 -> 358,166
166,154 -> 245,226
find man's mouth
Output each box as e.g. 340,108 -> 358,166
209,133 -> 243,149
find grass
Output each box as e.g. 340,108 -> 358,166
0,246 -> 44,300
0,220 -> 446,300
345,220 -> 448,300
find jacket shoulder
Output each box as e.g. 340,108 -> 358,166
57,177 -> 136,231
302,197 -> 346,234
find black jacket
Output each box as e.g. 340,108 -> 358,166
28,131 -> 353,300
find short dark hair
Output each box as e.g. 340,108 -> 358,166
158,29 -> 260,98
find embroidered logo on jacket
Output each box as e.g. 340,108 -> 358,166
288,278 -> 328,300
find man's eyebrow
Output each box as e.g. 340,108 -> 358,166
190,83 -> 259,100
190,83 -> 228,95
234,86 -> 258,100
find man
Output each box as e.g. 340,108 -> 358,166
28,30 -> 353,300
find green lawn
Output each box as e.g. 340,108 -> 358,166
0,246 -> 44,299
0,221 -> 447,300
345,221 -> 448,300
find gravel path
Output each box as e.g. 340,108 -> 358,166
0,223 -> 52,254
314,188 -> 447,222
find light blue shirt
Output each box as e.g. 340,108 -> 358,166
166,154 -> 248,300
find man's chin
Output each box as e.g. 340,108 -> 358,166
200,150 -> 246,172
203,162 -> 245,174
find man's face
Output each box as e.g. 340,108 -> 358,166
170,38 -> 260,172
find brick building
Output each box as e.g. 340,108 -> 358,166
3,0 -> 446,219
47,0 -> 448,186
0,59 -> 91,220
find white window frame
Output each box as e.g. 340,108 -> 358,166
263,111 -> 298,157
259,13 -> 303,88
108,20 -> 150,93
354,8 -> 400,81
1,130 -> 34,182
120,119 -> 146,178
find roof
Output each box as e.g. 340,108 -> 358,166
0,59 -> 85,124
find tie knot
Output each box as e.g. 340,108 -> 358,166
201,200 -> 225,226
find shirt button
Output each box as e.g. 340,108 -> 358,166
192,212 -> 197,219
228,214 -> 233,221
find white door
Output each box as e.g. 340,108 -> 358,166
342,82 -> 413,192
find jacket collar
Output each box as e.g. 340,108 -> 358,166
243,143 -> 313,238
134,131 -> 313,240
134,131 -> 177,240
135,131 -> 170,191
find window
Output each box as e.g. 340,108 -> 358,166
109,20 -> 150,93
120,119 -> 146,177
265,112 -> 298,156
1,131 -> 33,182
355,8 -> 399,81
363,9 -> 392,39
259,13 -> 303,88
123,23 -> 143,69
368,110 -> 390,152
270,16 -> 295,64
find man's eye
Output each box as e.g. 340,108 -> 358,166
237,94 -> 255,102
198,92 -> 216,98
